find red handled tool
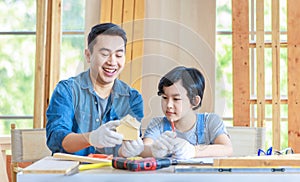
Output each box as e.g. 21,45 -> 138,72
112,157 -> 177,171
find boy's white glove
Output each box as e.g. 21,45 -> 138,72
150,131 -> 176,158
173,137 -> 195,159
89,120 -> 123,148
120,137 -> 144,157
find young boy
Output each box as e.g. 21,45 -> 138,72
141,66 -> 232,159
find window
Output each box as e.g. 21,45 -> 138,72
0,0 -> 85,134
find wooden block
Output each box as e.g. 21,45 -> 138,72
116,115 -> 140,140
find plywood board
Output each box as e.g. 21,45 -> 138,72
22,156 -> 79,174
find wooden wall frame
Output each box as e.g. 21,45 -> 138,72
99,0 -> 145,92
232,0 -> 300,152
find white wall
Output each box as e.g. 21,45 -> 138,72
141,0 -> 216,130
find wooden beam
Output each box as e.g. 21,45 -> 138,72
232,0 -> 250,126
119,0 -> 135,85
131,0 -> 145,92
256,0 -> 265,127
99,0 -> 112,23
99,0 -> 144,92
272,0 -> 281,151
111,0 -> 123,25
34,0 -> 47,128
43,0 -> 62,128
287,0 -> 300,153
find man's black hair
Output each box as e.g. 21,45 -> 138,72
87,23 -> 127,53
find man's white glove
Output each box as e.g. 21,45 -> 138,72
89,120 -> 123,148
150,131 -> 176,158
173,137 -> 195,159
120,137 -> 144,157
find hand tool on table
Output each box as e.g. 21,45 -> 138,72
112,157 -> 177,171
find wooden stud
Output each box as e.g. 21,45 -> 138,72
272,0 -> 281,150
34,0 -> 47,128
232,0 -> 250,126
100,0 -> 112,23
287,0 -> 300,153
131,0 -> 145,92
120,0 -> 135,85
111,0 -> 123,25
256,0 -> 265,127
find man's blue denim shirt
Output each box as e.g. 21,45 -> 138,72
46,69 -> 144,156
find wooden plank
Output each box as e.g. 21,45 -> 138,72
287,0 -> 300,153
131,0 -> 145,92
214,154 -> 300,167
111,0 -> 123,25
100,0 -> 112,23
49,0 -> 61,103
272,0 -> 281,151
53,153 -> 111,163
43,0 -> 62,128
232,0 -> 250,126
34,0 -> 47,128
256,0 -> 265,127
249,41 -> 287,48
22,156 -> 79,174
119,0 -> 135,85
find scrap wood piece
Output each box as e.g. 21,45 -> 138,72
213,154 -> 300,167
53,153 -> 111,164
116,114 -> 141,140
22,156 -> 79,174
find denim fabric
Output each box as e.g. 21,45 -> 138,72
46,69 -> 144,156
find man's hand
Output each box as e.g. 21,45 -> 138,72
150,131 -> 176,158
89,120 -> 123,148
173,137 -> 195,159
120,137 -> 144,157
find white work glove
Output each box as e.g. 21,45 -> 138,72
89,120 -> 123,148
173,137 -> 195,159
120,137 -> 144,157
150,131 -> 176,158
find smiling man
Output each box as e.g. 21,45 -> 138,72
46,23 -> 144,157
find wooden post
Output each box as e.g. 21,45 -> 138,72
232,0 -> 250,126
34,0 -> 61,128
99,0 -> 145,92
287,0 -> 300,153
272,0 -> 281,150
256,0 -> 265,127
34,0 -> 47,128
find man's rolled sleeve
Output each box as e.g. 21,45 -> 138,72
46,81 -> 74,153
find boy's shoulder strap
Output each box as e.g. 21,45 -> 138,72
163,117 -> 172,132
196,113 -> 205,142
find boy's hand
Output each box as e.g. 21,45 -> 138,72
150,131 -> 176,158
173,137 -> 195,159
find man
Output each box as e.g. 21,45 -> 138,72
46,23 -> 144,157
